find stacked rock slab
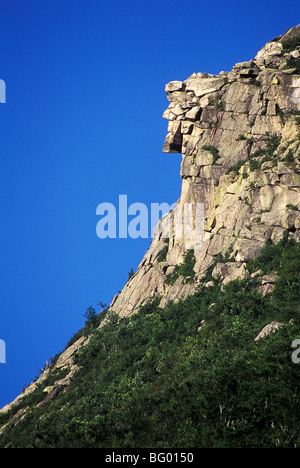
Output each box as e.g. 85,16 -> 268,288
110,24 -> 300,317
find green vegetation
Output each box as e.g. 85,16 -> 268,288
249,77 -> 261,87
128,268 -> 135,280
284,149 -> 295,165
284,56 -> 300,74
286,204 -> 299,211
281,36 -> 300,73
1,238 -> 300,448
157,238 -> 169,263
216,98 -> 225,111
281,36 -> 300,53
165,249 -> 196,285
226,135 -> 282,175
202,145 -> 220,164
83,306 -> 99,330
226,159 -> 245,175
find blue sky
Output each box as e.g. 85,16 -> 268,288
0,0 -> 298,408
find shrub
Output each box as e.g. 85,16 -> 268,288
284,150 -> 294,165
1,238 -> 300,448
128,268 -> 135,280
83,306 -> 100,333
157,239 -> 169,262
226,134 -> 282,175
165,249 -> 196,285
281,36 -> 300,53
286,204 -> 298,211
202,145 -> 220,164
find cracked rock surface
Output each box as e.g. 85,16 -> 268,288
110,24 -> 300,318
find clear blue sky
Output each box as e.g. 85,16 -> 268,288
0,0 -> 298,408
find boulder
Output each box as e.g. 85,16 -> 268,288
185,77 -> 226,98
254,321 -> 284,341
212,261 -> 249,285
165,81 -> 185,93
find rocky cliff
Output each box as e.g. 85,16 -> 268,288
110,24 -> 300,316
1,24 -> 300,425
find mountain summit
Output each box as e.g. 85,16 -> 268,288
1,25 -> 300,448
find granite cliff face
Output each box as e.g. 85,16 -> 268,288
1,24 -> 300,420
110,24 -> 300,317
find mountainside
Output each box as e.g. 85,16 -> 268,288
1,25 -> 300,448
111,23 -> 300,317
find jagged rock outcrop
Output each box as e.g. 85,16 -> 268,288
1,24 -> 300,421
110,24 -> 300,317
0,335 -> 89,421
254,321 -> 284,341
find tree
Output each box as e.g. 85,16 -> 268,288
83,306 -> 98,330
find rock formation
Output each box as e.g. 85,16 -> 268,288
110,24 -> 300,317
1,24 -> 300,419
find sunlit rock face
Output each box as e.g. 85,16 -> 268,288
108,24 -> 300,318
